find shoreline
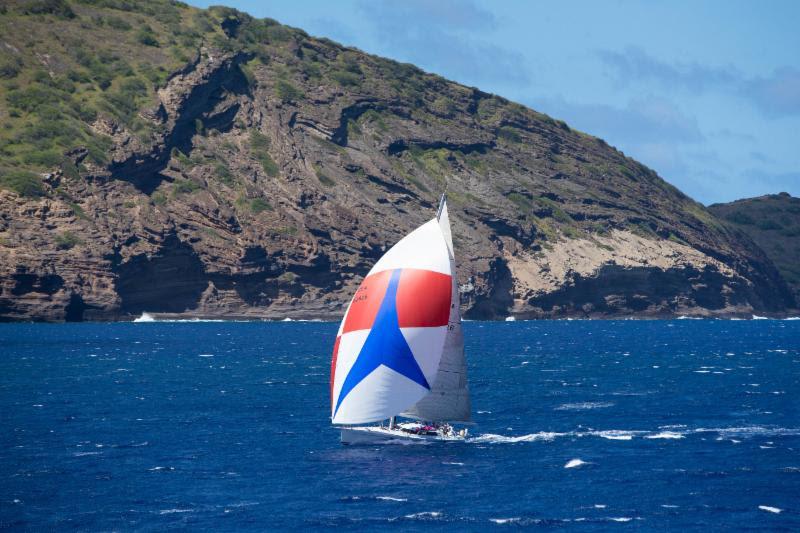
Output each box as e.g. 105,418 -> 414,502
2,312 -> 799,324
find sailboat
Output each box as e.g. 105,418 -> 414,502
330,194 -> 471,444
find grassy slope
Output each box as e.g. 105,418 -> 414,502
709,193 -> 800,297
1,0 -> 245,193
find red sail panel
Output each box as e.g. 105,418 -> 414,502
342,269 -> 392,334
396,269 -> 452,328
330,335 -> 341,404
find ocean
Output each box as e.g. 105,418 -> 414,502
1,320 -> 798,530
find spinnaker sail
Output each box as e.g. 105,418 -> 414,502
329,196 -> 470,426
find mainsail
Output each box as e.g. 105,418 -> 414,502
329,196 -> 470,425
401,198 -> 471,422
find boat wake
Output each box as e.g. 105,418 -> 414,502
470,432 -> 566,443
468,425 -> 800,444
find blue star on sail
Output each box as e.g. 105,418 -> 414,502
333,269 -> 430,417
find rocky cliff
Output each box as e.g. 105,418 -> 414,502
0,0 -> 795,321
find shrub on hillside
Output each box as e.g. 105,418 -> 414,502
0,169 -> 45,197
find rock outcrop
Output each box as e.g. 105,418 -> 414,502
0,2 -> 795,321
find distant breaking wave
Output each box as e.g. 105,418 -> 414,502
133,312 -> 327,323
133,312 -> 225,323
133,312 -> 155,322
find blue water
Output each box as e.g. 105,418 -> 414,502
1,320 -> 798,530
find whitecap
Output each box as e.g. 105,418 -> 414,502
377,496 -> 407,502
490,517 -> 521,524
198,354 -> 214,358
556,401 -> 614,411
645,432 -> 684,440
159,508 -> 193,515
609,517 -> 633,522
701,426 -> 800,439
443,462 -> 464,466
594,504 -> 607,509
565,458 -> 587,468
404,511 -> 442,519
759,505 -> 782,514
594,430 -> 635,440
504,316 -> 516,322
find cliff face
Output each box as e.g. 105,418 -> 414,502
0,1 -> 794,321
709,193 -> 800,306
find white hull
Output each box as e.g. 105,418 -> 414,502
340,426 -> 466,445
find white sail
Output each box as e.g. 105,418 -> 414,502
401,198 -> 472,422
330,213 -> 455,425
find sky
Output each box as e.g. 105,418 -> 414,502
189,0 -> 800,205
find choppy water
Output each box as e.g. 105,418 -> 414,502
1,320 -> 798,530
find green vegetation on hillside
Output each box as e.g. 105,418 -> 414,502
709,193 -> 800,298
0,0 -> 313,195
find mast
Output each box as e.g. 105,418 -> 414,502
436,192 -> 447,221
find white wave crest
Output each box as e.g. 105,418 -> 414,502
490,517 -> 521,524
565,458 -> 588,468
645,432 -> 684,439
556,401 -> 614,411
404,511 -> 442,519
759,505 -> 782,514
593,430 -> 637,440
